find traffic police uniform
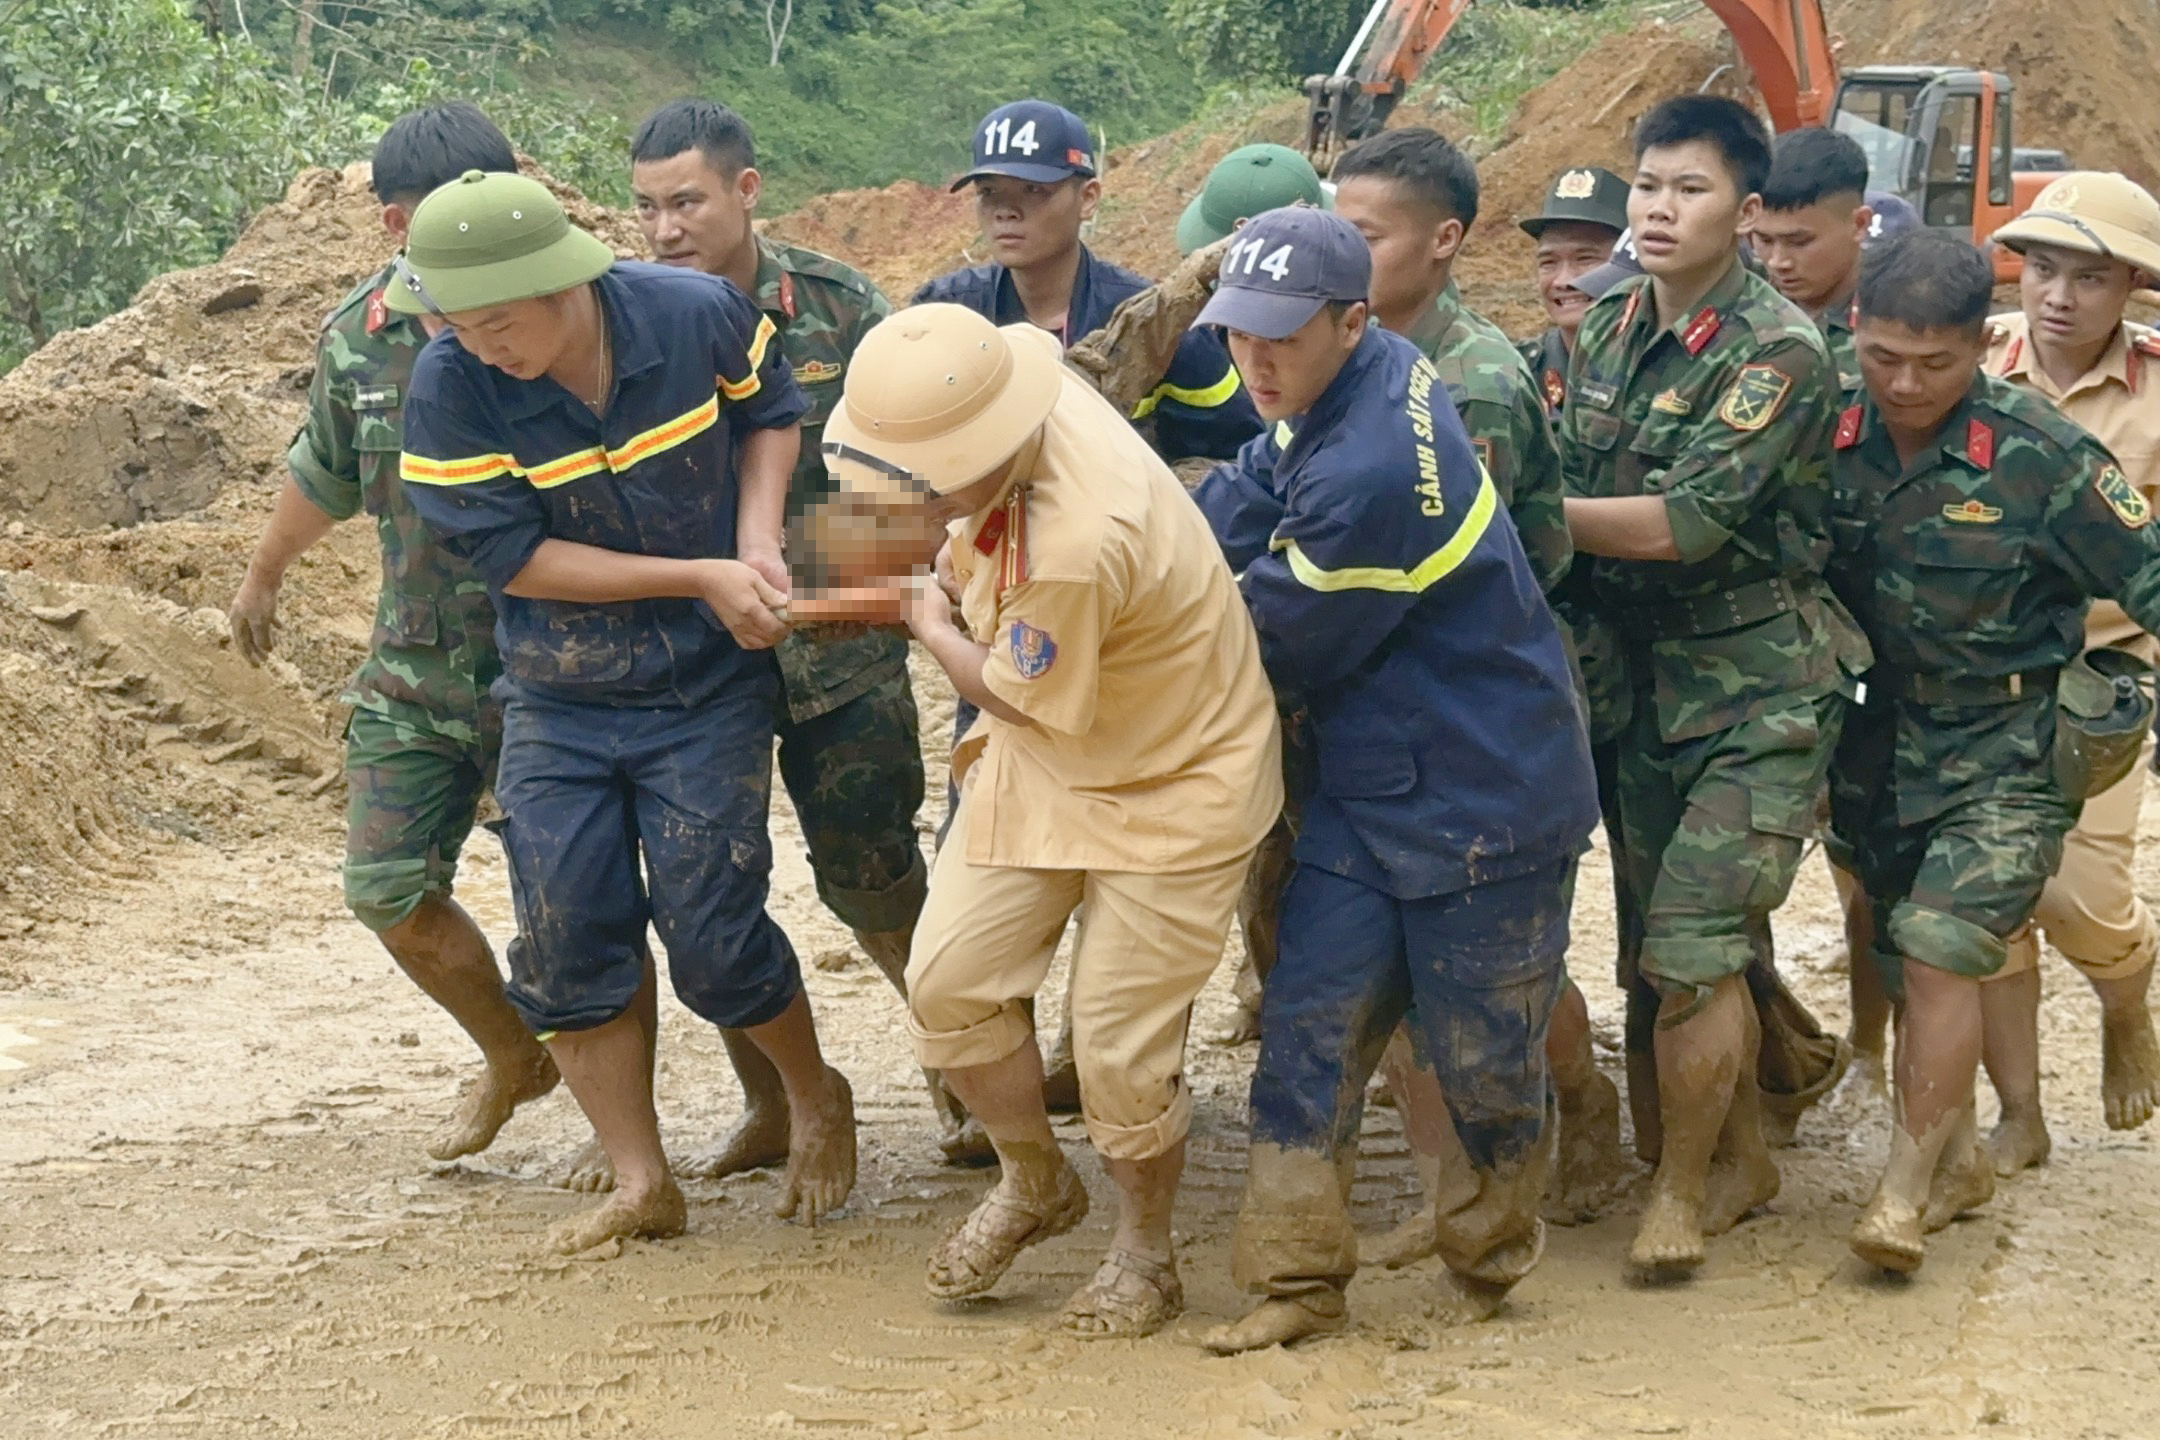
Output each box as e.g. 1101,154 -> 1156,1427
1193,209 -> 1597,1318
396,175 -> 811,1035
287,263 -> 502,934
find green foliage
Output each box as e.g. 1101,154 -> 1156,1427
1416,0 -> 1650,146
1165,0 -> 1369,87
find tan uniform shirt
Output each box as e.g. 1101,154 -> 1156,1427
949,341 -> 1282,874
1987,312 -> 2160,654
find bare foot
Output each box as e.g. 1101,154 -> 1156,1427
1923,1144 -> 1996,1234
1360,1203 -> 1438,1270
1628,1178 -> 1707,1275
546,1176 -> 687,1256
1850,1190 -> 1925,1274
1833,1048 -> 1890,1109
2101,1006 -> 2160,1131
1547,1071 -> 1630,1224
1423,1270 -> 1511,1327
1211,995 -> 1263,1046
775,1068 -> 856,1225
1201,1296 -> 1346,1355
1701,1147 -> 1780,1237
927,1161 -> 1090,1299
1987,1110 -> 2052,1177
679,1101 -> 792,1180
554,1135 -> 615,1194
425,1052 -> 559,1162
1059,1248 -> 1183,1340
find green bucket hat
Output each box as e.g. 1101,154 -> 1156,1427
1177,144 -> 1329,255
384,169 -> 616,316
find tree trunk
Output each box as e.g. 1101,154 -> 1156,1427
1,257 -> 50,352
291,0 -> 321,77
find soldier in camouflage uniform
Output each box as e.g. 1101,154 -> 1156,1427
1517,166 -> 1630,422
1559,98 -> 1861,1276
628,100 -> 980,1170
227,104 -> 559,1166
1827,229 -> 2160,1273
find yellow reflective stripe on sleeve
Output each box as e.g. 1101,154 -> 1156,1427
401,452 -> 518,486
524,447 -> 608,490
719,314 -> 778,401
608,395 -> 718,471
1130,362 -> 1242,419
1277,464 -> 1499,593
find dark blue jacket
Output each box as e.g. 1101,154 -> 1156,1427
1195,326 -> 1597,900
912,246 -> 1260,462
401,262 -> 809,706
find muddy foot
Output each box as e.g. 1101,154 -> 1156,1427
1628,1180 -> 1707,1275
927,1162 -> 1090,1299
1987,1111 -> 2052,1177
1850,1191 -> 1925,1274
1423,1271 -> 1511,1327
1210,997 -> 1263,1047
1701,1149 -> 1780,1237
1833,1049 -> 1890,1109
546,1177 -> 688,1256
1360,1203 -> 1439,1270
1547,1071 -> 1630,1224
2101,1007 -> 2160,1131
680,1101 -> 791,1180
553,1135 -> 615,1194
425,1052 -> 559,1162
775,1069 -> 856,1225
1201,1296 -> 1346,1355
1924,1146 -> 1996,1234
1060,1248 -> 1183,1340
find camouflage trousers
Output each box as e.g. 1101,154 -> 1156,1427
1617,690 -> 1845,995
1830,699 -> 2077,982
776,668 -> 928,937
1234,858 -> 1571,1300
343,701 -> 501,934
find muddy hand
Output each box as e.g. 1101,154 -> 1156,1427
699,558 -> 791,650
227,573 -> 281,665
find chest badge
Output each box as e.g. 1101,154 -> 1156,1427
794,359 -> 842,385
1650,389 -> 1692,416
1943,498 -> 2004,524
1717,364 -> 1793,432
2097,465 -> 2153,529
1575,379 -> 1618,411
1009,620 -> 1057,680
354,383 -> 401,410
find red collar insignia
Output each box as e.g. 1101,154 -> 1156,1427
1967,417 -> 1996,470
1620,289 -> 1643,332
365,289 -> 389,335
777,270 -> 797,321
1681,306 -> 1722,357
1543,369 -> 1566,413
1835,404 -> 1863,450
973,507 -> 1006,555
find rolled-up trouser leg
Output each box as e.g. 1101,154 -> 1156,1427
1235,867 -> 1411,1307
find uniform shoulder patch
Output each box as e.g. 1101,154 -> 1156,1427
1718,364 -> 1794,432
1009,620 -> 1057,679
2097,465 -> 2153,529
1835,404 -> 1863,449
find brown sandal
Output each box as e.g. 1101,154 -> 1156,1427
925,1165 -> 1090,1300
1059,1248 -> 1184,1339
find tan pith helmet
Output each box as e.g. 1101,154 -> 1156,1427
824,305 -> 1062,495
1993,172 -> 2160,283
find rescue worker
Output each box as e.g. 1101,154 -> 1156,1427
1753,127 -> 1922,1108
1175,142 -> 1329,255
1189,207 -> 1598,1353
625,98 -> 984,1173
823,304 -> 1280,1340
225,104 -> 560,1165
1518,165 -> 1630,420
1829,228 -> 2160,1273
1558,96 -> 1856,1275
1976,173 -> 2160,1167
393,171 -> 856,1255
1326,126 -> 1625,1242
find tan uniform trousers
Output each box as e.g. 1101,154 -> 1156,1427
1995,735 -> 2159,984
907,786 -> 1251,1161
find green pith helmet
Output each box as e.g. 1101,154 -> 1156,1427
384,169 -> 615,316
1177,144 -> 1329,255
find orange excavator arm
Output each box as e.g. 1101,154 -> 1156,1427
1697,0 -> 1841,131
1303,0 -> 1475,168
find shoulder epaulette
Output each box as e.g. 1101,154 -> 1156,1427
1968,417 -> 1995,470
1681,305 -> 1721,356
1835,404 -> 1863,450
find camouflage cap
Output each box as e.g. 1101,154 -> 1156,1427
384,170 -> 615,316
1992,172 -> 2160,282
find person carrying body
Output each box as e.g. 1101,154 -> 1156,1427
393,170 -> 855,1255
1828,228 -> 2160,1273
226,104 -> 559,1167
1189,207 -> 1597,1353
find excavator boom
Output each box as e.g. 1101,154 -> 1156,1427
1698,0 -> 1839,130
1303,0 -> 1475,169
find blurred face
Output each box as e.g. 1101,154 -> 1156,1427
444,292 -> 578,380
2020,241 -> 2138,356
1333,175 -> 1459,326
633,148 -> 760,278
1534,220 -> 1619,337
1855,316 -> 1984,440
1629,141 -> 1757,280
1225,303 -> 1367,422
971,175 -> 1098,269
1753,195 -> 1870,313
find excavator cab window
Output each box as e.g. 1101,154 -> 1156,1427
1832,80 -> 1920,196
1914,91 -> 1979,229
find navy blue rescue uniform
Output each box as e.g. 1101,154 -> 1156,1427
401,261 -> 811,1034
1195,326 -> 1598,1300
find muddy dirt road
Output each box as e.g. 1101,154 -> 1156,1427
2,667 -> 2155,1438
